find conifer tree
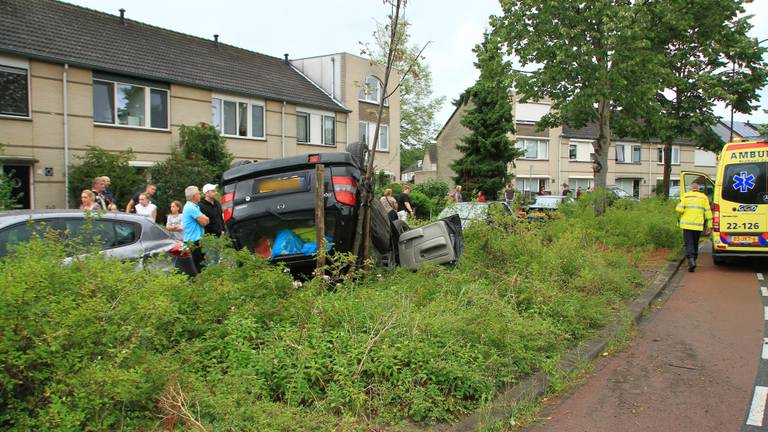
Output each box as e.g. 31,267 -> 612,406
451,32 -> 519,200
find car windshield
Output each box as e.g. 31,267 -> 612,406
610,187 -> 631,198
722,162 -> 768,204
531,196 -> 562,208
438,203 -> 489,219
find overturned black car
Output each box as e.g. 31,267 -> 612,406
220,150 -> 462,272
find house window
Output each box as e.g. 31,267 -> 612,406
616,143 -> 641,163
93,78 -> 168,129
296,109 -> 336,146
322,115 -> 335,145
359,121 -> 389,151
568,178 -> 593,192
657,146 -> 680,165
569,141 -> 593,162
0,64 -> 30,117
211,96 -> 265,138
516,139 -> 548,160
516,177 -> 547,192
296,111 -> 310,143
358,75 -> 388,105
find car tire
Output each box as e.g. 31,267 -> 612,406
712,253 -> 725,266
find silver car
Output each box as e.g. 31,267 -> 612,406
437,201 -> 512,228
0,210 -> 197,276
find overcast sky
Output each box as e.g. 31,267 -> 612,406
66,0 -> 767,128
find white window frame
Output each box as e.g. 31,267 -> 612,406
515,102 -> 550,123
657,145 -> 680,165
568,177 -> 594,192
358,75 -> 389,106
0,55 -> 31,119
568,140 -> 594,162
516,138 -> 549,160
515,176 -> 549,192
615,142 -> 641,164
359,121 -> 389,152
296,107 -> 336,146
212,94 -> 266,140
93,79 -> 169,130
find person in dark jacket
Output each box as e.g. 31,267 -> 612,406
199,183 -> 225,237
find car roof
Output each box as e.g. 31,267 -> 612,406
0,210 -> 157,229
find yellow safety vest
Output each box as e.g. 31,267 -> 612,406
675,191 -> 713,231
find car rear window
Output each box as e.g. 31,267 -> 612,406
234,171 -> 311,199
228,212 -> 337,259
722,162 -> 768,204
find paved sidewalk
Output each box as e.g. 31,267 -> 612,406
527,245 -> 764,432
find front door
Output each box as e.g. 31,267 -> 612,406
1,164 -> 32,209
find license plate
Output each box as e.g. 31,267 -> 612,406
532,212 -> 546,218
257,176 -> 305,193
732,235 -> 754,243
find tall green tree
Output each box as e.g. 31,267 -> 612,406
494,0 -> 663,212
641,0 -> 767,199
369,20 -> 445,170
450,32 -> 518,200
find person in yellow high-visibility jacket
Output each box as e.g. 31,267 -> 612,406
675,182 -> 713,272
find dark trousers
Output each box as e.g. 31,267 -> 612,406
683,229 -> 701,259
191,240 -> 205,273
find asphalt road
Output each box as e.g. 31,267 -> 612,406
526,244 -> 768,432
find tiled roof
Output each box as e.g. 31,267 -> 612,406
561,124 -> 692,145
0,0 -> 348,113
732,121 -> 761,138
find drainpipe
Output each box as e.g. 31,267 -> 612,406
63,63 -> 69,208
331,57 -> 336,99
281,101 -> 286,158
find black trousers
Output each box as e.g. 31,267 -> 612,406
190,240 -> 205,273
683,229 -> 701,259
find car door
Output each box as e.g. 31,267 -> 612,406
58,218 -> 141,261
681,171 -> 715,204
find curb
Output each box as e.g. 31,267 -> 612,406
441,256 -> 686,432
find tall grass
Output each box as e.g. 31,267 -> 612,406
0,198 -> 676,430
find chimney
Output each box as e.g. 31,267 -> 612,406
119,8 -> 125,25
284,53 -> 289,63
214,34 -> 219,47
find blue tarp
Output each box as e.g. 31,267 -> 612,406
270,229 -> 332,259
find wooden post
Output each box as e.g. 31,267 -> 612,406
315,164 -> 326,270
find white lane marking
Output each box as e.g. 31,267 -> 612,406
747,386 -> 768,426
763,339 -> 768,360
762,287 -> 768,297
759,273 -> 765,281
764,306 -> 768,321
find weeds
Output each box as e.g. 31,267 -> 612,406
0,199 -> 676,430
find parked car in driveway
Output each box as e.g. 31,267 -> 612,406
0,210 -> 197,276
522,195 -> 573,220
221,151 -> 463,272
607,186 -> 640,201
437,201 -> 512,229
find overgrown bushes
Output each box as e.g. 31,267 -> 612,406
67,147 -> 144,209
0,199 -> 674,430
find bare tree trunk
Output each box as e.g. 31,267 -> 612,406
662,141 -> 672,200
351,0 -> 404,264
593,95 -> 611,215
314,164 -> 325,271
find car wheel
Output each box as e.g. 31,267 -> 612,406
712,253 -> 726,266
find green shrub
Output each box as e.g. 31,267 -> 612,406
148,123 -> 232,221
414,179 -> 449,200
0,198 -> 670,430
67,147 -> 144,209
408,190 -> 432,219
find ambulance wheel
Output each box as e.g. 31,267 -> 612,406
712,253 -> 725,266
